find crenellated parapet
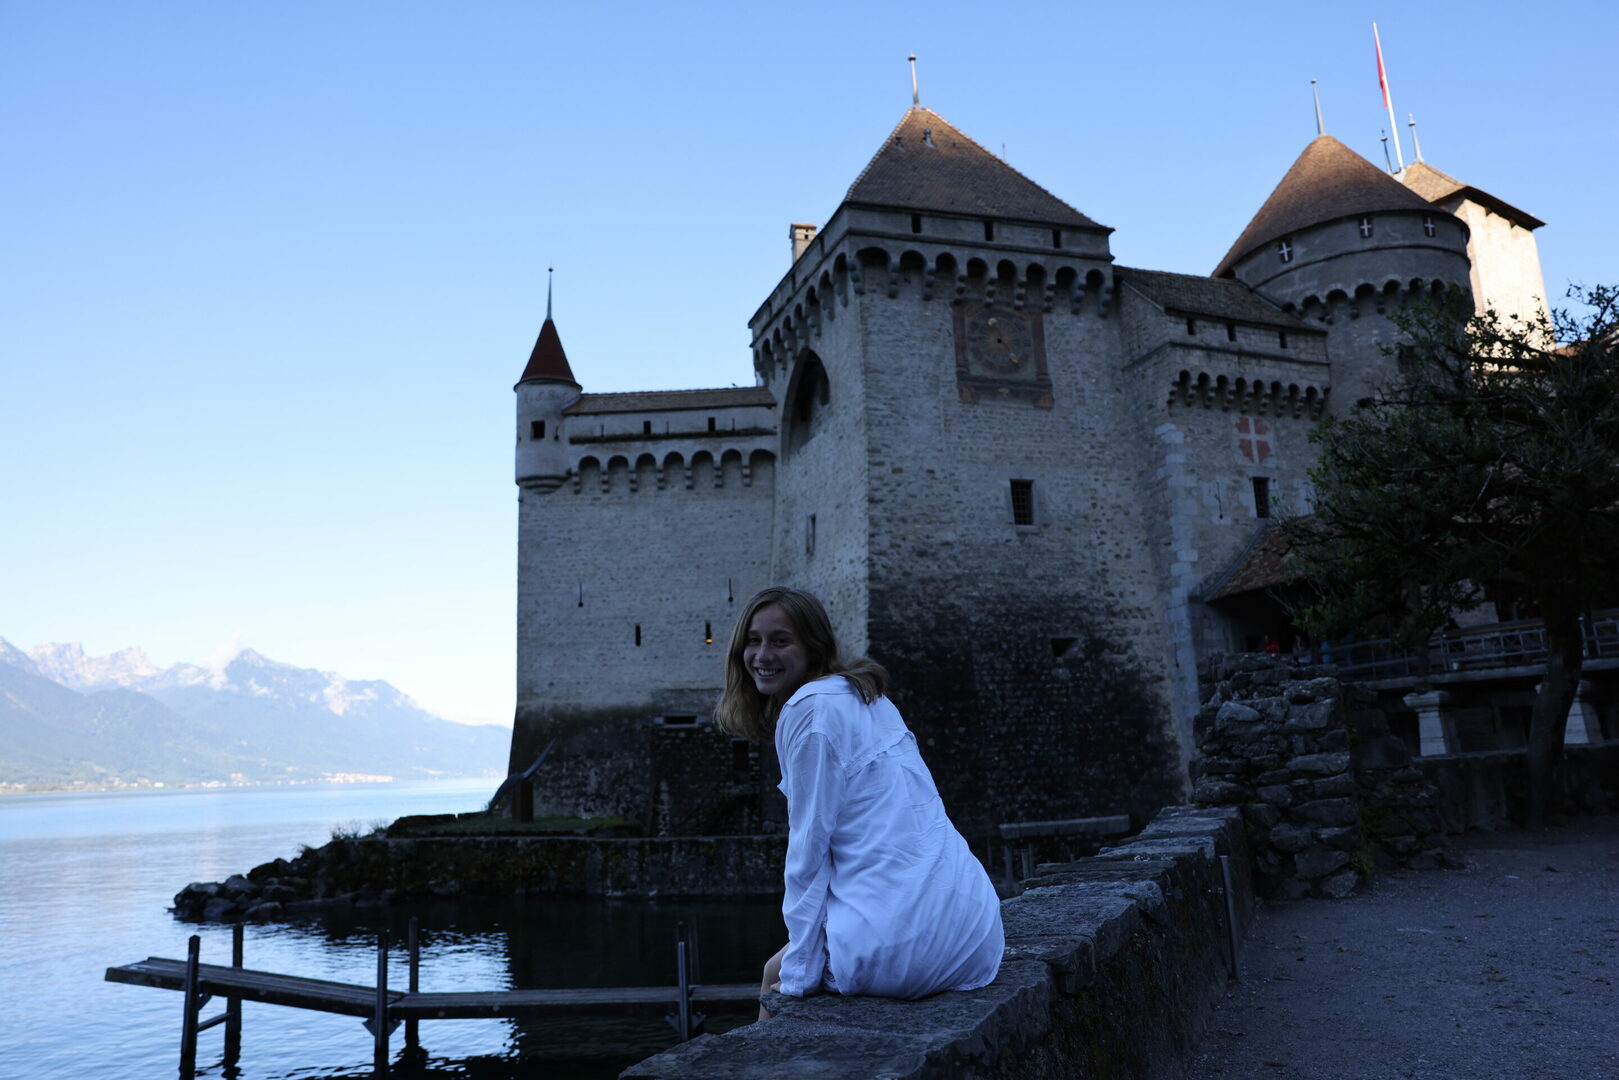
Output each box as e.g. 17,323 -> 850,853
1281,276 -> 1468,326
1167,370 -> 1329,419
569,448 -> 776,495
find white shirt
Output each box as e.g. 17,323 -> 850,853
774,676 -> 1004,999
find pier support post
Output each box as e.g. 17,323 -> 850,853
403,918 -> 424,1064
180,935 -> 201,1076
373,930 -> 390,1077
224,924 -> 243,1067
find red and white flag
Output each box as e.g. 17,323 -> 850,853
1374,23 -> 1391,107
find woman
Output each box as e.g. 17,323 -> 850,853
716,587 -> 1003,1019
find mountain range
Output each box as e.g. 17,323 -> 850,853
0,639 -> 509,791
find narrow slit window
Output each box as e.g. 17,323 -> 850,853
643,420 -> 652,435
1186,318 -> 1197,336
1358,216 -> 1374,239
911,213 -> 922,234
806,514 -> 816,556
1051,229 -> 1063,249
531,421 -> 545,439
634,624 -> 642,646
1010,479 -> 1035,526
1225,322 -> 1237,342
983,220 -> 994,241
707,416 -> 717,432
1279,331 -> 1289,349
1252,477 -> 1271,519
704,621 -> 713,644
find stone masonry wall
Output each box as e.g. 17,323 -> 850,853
626,805 -> 1250,1080
1191,654 -> 1449,897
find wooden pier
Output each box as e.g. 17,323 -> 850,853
105,921 -> 758,1076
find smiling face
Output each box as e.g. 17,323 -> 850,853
742,603 -> 811,702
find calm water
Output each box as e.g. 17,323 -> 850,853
0,780 -> 780,1079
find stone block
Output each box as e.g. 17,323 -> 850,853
1255,768 -> 1292,786
1287,678 -> 1339,704
1293,797 -> 1358,826
1268,823 -> 1315,853
1248,695 -> 1289,723
1195,756 -> 1245,777
1318,825 -> 1361,850
1002,891 -> 1141,994
1191,779 -> 1249,805
1294,847 -> 1351,878
1287,752 -> 1350,775
1318,729 -> 1351,752
1254,784 -> 1294,807
1309,774 -> 1357,799
622,1018 -> 937,1078
1283,699 -> 1336,731
1242,803 -> 1281,830
1095,835 -> 1217,862
1214,701 -> 1260,729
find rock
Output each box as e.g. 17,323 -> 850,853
1318,729 -> 1351,752
1196,756 -> 1246,777
1266,875 -> 1311,900
1192,779 -> 1249,805
1268,823 -> 1316,853
1438,850 -> 1468,870
1318,869 -> 1360,898
1288,752 -> 1350,775
1318,825 -> 1361,850
1386,835 -> 1420,856
243,901 -> 284,921
1294,797 -> 1359,826
262,884 -> 299,902
222,874 -> 257,897
201,897 -> 239,921
1287,678 -> 1339,704
1390,766 -> 1425,783
1215,701 -> 1261,729
174,881 -> 219,908
1309,774 -> 1358,799
1294,847 -> 1351,878
1283,700 -> 1336,731
1256,768 -> 1293,786
1255,784 -> 1294,807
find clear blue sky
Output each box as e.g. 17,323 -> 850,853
3,2 -> 1613,726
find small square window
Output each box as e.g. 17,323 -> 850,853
1423,215 -> 1437,238
1252,476 -> 1271,519
1010,479 -> 1035,526
1359,216 -> 1374,239
1277,238 -> 1294,263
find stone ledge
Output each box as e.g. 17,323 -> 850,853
624,805 -> 1250,1079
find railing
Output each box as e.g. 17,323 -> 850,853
1313,609 -> 1619,682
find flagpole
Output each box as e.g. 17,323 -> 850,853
1374,22 -> 1405,172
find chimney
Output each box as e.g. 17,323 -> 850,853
790,223 -> 818,264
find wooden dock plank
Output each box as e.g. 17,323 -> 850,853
107,957 -> 758,1022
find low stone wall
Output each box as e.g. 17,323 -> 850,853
173,834 -> 788,920
625,805 -> 1250,1080
1416,743 -> 1619,831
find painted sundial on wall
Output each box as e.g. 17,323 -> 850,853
951,301 -> 1054,409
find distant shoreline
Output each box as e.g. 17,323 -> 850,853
0,773 -> 501,797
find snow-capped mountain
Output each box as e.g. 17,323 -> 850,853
0,638 -> 508,790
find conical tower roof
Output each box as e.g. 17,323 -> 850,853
1400,161 -> 1543,230
845,107 -> 1103,230
1213,135 -> 1437,277
517,317 -> 579,387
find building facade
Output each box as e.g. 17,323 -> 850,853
511,108 -> 1545,840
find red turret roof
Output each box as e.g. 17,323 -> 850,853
517,318 -> 579,387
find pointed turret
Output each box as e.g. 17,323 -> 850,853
1214,135 -> 1440,277
515,292 -> 581,494
845,107 -> 1102,229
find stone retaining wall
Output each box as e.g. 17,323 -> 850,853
624,805 -> 1250,1080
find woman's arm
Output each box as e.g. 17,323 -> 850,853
776,726 -> 846,996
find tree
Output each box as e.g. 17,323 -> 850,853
1284,286 -> 1619,826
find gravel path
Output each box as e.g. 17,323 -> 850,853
1186,815 -> 1619,1080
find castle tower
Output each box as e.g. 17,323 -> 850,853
749,107 -> 1186,833
1214,135 -> 1473,407
1400,160 -> 1549,325
514,307 -> 580,493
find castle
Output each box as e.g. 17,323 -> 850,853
508,105 -> 1548,841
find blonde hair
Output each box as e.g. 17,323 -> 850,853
714,586 -> 887,740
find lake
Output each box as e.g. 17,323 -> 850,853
0,779 -> 781,1078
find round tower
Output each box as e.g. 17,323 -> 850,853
514,305 -> 580,494
1214,135 -> 1472,405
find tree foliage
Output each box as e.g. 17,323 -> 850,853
1283,285 -> 1619,824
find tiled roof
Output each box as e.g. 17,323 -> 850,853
517,318 -> 579,386
1203,525 -> 1297,602
564,387 -> 776,415
1117,267 -> 1313,330
1400,161 -> 1544,230
1213,136 -> 1439,277
845,108 -> 1103,230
